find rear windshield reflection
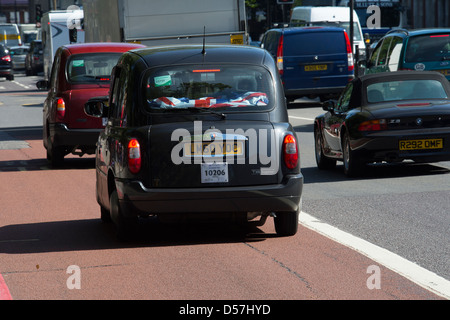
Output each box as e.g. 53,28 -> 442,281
144,65 -> 274,112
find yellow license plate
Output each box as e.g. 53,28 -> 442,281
399,139 -> 443,151
305,64 -> 327,71
185,141 -> 244,157
230,34 -> 244,45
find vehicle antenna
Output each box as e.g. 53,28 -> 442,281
201,26 -> 206,56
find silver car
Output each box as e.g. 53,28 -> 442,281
9,46 -> 29,70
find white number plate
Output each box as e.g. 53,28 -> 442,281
201,162 -> 228,183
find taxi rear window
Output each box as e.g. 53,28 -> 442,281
405,34 -> 450,63
144,65 -> 274,112
66,52 -> 122,83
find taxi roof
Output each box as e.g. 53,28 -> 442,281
62,42 -> 145,55
130,45 -> 271,68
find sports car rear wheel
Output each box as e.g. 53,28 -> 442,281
315,127 -> 336,169
343,133 -> 363,177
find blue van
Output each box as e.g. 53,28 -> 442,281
260,27 -> 354,102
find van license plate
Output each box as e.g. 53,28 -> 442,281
399,138 -> 443,151
305,64 -> 327,71
201,162 -> 228,183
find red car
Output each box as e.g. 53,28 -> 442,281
38,42 -> 145,166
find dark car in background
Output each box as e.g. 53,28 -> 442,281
84,45 -> 304,239
37,42 -> 145,166
0,44 -> 14,80
365,28 -> 450,80
260,26 -> 354,102
25,40 -> 43,76
314,71 -> 450,176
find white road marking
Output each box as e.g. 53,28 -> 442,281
299,211 -> 450,299
289,115 -> 315,121
12,81 -> 31,89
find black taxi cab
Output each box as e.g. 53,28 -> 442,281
85,45 -> 303,239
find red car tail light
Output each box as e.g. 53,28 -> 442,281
56,98 -> 65,121
283,134 -> 298,169
276,34 -> 284,75
128,138 -> 141,174
344,32 -> 354,72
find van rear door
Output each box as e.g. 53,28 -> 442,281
282,29 -> 351,95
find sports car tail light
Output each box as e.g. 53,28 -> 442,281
276,35 -> 284,75
1,55 -> 11,62
344,32 -> 354,72
56,98 -> 65,121
358,119 -> 387,131
283,134 -> 298,169
128,138 -> 141,174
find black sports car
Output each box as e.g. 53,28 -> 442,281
85,45 -> 303,239
314,71 -> 450,176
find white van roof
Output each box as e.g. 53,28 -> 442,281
44,10 -> 83,23
291,6 -> 361,23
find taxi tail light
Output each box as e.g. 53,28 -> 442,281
128,138 -> 141,174
56,98 -> 65,121
344,31 -> 354,72
276,34 -> 284,75
283,134 -> 299,169
358,119 -> 387,132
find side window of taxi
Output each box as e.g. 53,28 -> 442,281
387,36 -> 403,71
50,51 -> 61,91
109,67 -> 121,123
376,37 -> 393,66
109,66 -> 128,127
369,37 -> 391,67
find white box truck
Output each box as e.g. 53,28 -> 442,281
290,6 -> 366,60
41,9 -> 84,80
83,0 -> 248,46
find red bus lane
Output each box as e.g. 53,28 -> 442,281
0,137 -> 444,300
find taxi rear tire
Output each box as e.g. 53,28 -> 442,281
274,210 -> 299,236
109,189 -> 137,240
46,136 -> 65,167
